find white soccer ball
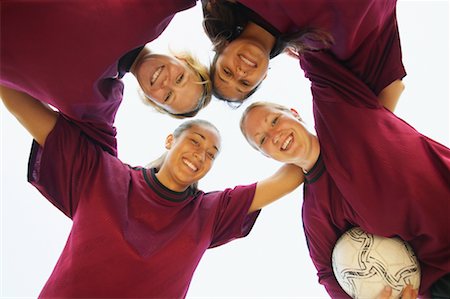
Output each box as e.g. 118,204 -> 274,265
332,227 -> 421,299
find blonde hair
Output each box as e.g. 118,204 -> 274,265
139,51 -> 212,119
146,119 -> 220,192
240,101 -> 300,151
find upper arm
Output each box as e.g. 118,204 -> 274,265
248,163 -> 304,213
377,80 -> 405,112
0,85 -> 58,146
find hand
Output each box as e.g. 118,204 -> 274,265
377,285 -> 418,299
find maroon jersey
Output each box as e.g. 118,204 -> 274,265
28,116 -> 260,298
300,51 -> 450,297
0,0 -> 196,156
238,0 -> 406,95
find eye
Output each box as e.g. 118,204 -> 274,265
241,80 -> 250,87
259,136 -> 266,147
271,116 -> 279,127
207,152 -> 216,160
164,91 -> 173,102
176,73 -> 184,84
190,138 -> 199,146
223,68 -> 232,77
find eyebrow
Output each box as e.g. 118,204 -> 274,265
193,132 -> 220,152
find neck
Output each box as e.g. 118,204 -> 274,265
129,47 -> 151,76
155,167 -> 189,193
239,21 -> 276,55
295,136 -> 321,173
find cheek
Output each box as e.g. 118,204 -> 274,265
202,160 -> 215,173
260,144 -> 273,156
253,68 -> 268,84
145,90 -> 165,105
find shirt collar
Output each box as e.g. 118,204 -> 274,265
142,168 -> 193,202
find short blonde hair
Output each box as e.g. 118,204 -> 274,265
140,51 -> 212,119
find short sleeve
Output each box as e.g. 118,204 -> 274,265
301,51 -> 382,109
208,183 -> 260,248
341,11 -> 407,96
27,115 -> 110,218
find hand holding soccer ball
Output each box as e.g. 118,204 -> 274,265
332,227 -> 421,299
377,285 -> 418,299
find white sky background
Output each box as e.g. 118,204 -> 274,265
1,1 -> 449,298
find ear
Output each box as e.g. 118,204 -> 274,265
165,134 -> 174,150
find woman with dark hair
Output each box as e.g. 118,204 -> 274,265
1,0 -> 212,156
202,0 -> 405,112
0,84 -> 302,298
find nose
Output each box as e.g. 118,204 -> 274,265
267,128 -> 281,144
161,76 -> 169,88
193,150 -> 206,162
236,66 -> 247,78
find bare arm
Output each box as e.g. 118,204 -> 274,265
0,85 -> 58,146
248,163 -> 304,213
377,79 -> 405,112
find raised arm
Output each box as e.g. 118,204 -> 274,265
248,163 -> 304,213
377,79 -> 405,112
0,85 -> 58,146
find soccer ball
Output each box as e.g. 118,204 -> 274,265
332,227 -> 421,299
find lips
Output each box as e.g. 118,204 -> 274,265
182,158 -> 198,172
150,65 -> 164,86
239,54 -> 257,68
281,134 -> 294,151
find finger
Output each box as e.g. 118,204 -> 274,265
377,286 -> 392,299
401,285 -> 417,299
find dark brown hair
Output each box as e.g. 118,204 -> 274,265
146,119 -> 221,192
202,0 -> 334,102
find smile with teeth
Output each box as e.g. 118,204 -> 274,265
239,54 -> 256,67
281,134 -> 293,151
183,158 -> 198,172
151,66 -> 164,85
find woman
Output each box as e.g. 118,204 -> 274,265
0,85 -> 302,298
202,0 -> 405,112
239,51 -> 450,297
1,0 -> 211,156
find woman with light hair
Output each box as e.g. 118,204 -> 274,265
1,0 -> 212,156
239,51 -> 450,298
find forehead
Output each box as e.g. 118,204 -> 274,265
243,106 -> 271,134
150,53 -> 178,63
246,105 -> 278,123
183,125 -> 221,149
243,105 -> 288,137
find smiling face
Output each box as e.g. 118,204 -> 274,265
134,54 -> 203,115
157,124 -> 221,192
241,105 -> 317,165
213,38 -> 269,102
